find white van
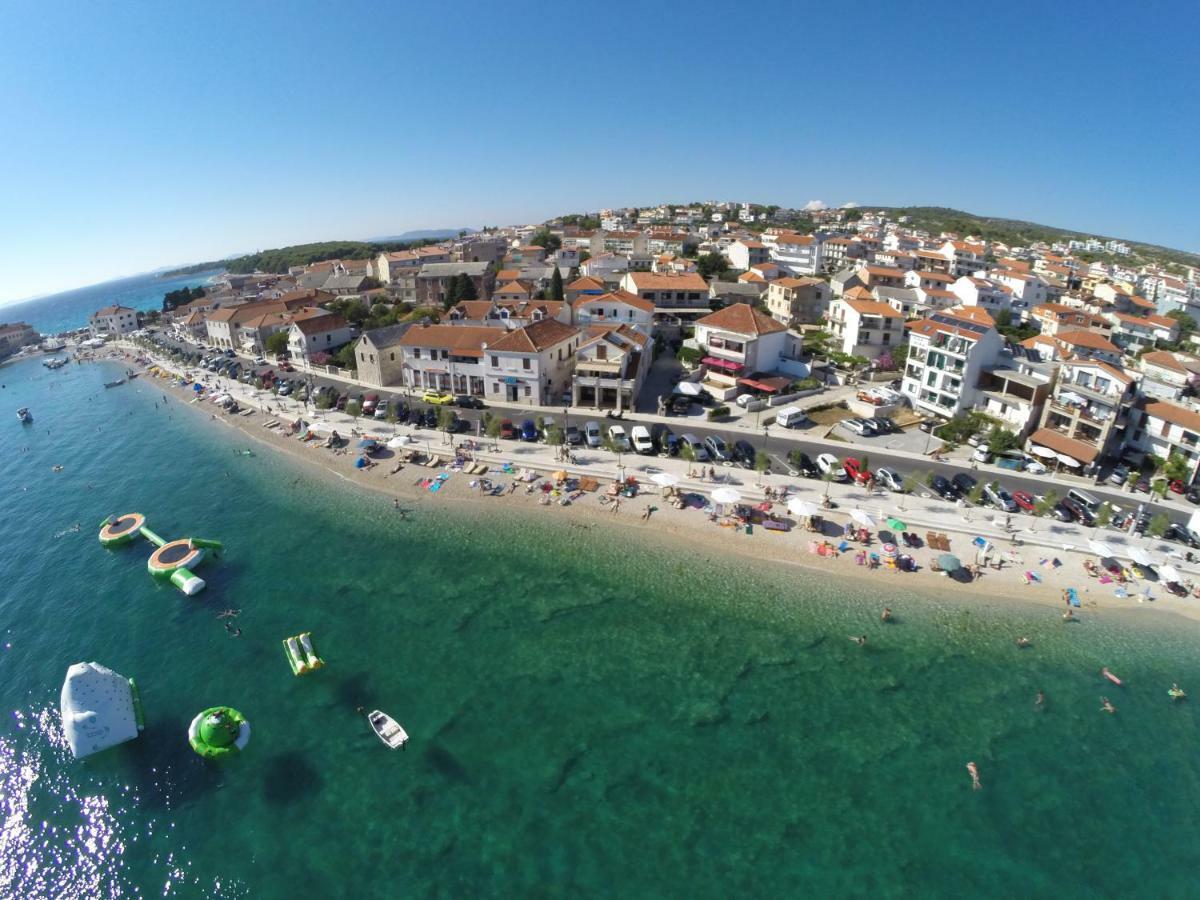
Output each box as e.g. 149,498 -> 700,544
1066,488 -> 1101,517
775,406 -> 808,428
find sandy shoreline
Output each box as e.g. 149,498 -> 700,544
116,350 -> 1200,628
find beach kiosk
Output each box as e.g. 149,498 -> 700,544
59,662 -> 145,759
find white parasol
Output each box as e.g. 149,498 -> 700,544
850,509 -> 876,528
1160,564 -> 1182,584
387,435 -> 414,449
1128,547 -> 1153,567
650,473 -> 680,488
788,498 -> 820,517
1089,540 -> 1116,558
711,487 -> 741,505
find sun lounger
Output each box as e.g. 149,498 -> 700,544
926,532 -> 938,549
474,465 -> 487,475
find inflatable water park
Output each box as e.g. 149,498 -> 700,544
283,631 -> 325,675
60,662 -> 145,759
99,513 -> 222,595
188,706 -> 251,758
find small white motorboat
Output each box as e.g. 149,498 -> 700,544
368,709 -> 408,749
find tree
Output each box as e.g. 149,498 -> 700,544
484,414 -> 503,448
1125,470 -> 1140,492
986,427 -> 1021,455
754,451 -> 771,484
1165,309 -> 1197,337
265,331 -> 290,355
1034,489 -> 1059,517
546,425 -> 564,447
457,275 -> 477,303
968,481 -> 986,506
333,342 -> 358,371
530,230 -> 562,254
1163,452 -> 1190,484
1147,512 -> 1170,538
345,399 -> 362,419
549,267 -> 564,301
1095,502 -> 1113,528
696,252 -> 729,279
436,406 -> 457,440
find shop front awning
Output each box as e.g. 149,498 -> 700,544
702,356 -> 743,372
738,376 -> 790,393
1028,427 -> 1099,464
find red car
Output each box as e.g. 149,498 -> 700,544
277,361 -> 295,372
499,419 -> 516,440
843,457 -> 872,485
1169,479 -> 1186,495
1012,490 -> 1036,512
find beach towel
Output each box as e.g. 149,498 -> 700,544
1067,588 -> 1081,607
972,536 -> 988,549
1114,587 -> 1128,599
837,541 -> 850,553
1099,575 -> 1113,585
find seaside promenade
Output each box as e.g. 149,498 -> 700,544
120,342 -> 1200,618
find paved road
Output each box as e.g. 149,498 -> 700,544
143,333 -> 1198,538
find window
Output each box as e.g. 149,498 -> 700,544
390,352 -> 395,361
524,385 -> 531,397
522,358 -> 531,370
414,348 -> 421,358
491,355 -> 498,367
370,354 -> 375,363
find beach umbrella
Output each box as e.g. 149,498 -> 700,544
358,438 -> 377,449
650,473 -> 680,488
938,553 -> 962,571
1057,454 -> 1082,468
386,435 -> 413,449
850,509 -> 875,528
712,487 -> 741,505
1089,540 -> 1116,558
552,470 -> 569,482
886,516 -> 907,531
788,498 -> 820,517
881,543 -> 898,558
1129,547 -> 1153,567
1029,444 -> 1056,458
1160,564 -> 1182,584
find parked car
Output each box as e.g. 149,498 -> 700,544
564,424 -> 582,446
422,390 -> 454,405
455,395 -> 484,409
983,483 -> 1018,512
966,433 -> 986,448
791,451 -> 819,479
253,356 -> 267,366
875,467 -> 904,492
1169,479 -> 1186,495
732,440 -> 757,469
1133,478 -> 1150,493
540,418 -> 557,442
335,392 -> 349,410
843,457 -> 872,485
734,393 -> 766,410
918,418 -> 946,434
362,393 -> 380,414
278,361 -> 295,372
1059,497 -> 1094,525
929,475 -> 957,500
842,418 -> 870,437
1188,488 -> 1200,505
669,395 -> 692,415
971,446 -> 992,464
861,418 -> 884,436
816,453 -> 847,481
1012,490 -> 1036,512
703,435 -> 731,462
630,425 -> 654,454
1165,523 -> 1200,547
951,473 -> 977,496
607,425 -> 631,452
650,423 -> 674,454
1108,463 -> 1131,485
584,421 -> 602,448
1023,458 -> 1048,475
681,433 -> 709,461
373,400 -> 390,420
874,417 -> 896,433
276,381 -> 293,396
519,420 -> 538,441
499,419 -> 516,440
1049,502 -> 1074,522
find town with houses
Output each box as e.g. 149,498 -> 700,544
10,201 -> 1200,489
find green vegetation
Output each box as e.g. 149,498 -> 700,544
163,285 -> 206,312
436,407 -> 457,434
992,309 -> 1040,342
1147,513 -> 1170,538
968,481 -> 986,505
441,273 -> 478,309
937,411 -> 995,444
344,399 -> 361,418
696,252 -> 729,278
1163,452 -> 1191,483
549,267 -> 564,301
529,230 -> 562,254
706,405 -> 731,421
1095,502 -> 1113,528
754,451 -> 771,479
986,426 -> 1021,455
1033,490 -> 1059,517
218,239 -> 441,275
333,342 -> 358,371
677,346 -> 702,365
791,376 -> 822,391
265,331 -> 290,355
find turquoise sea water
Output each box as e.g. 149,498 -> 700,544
2,355 -> 1200,898
0,270 -> 221,336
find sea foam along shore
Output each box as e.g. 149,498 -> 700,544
126,347 -> 1200,627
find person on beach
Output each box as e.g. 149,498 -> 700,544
1062,609 -> 1075,621
966,761 -> 981,790
1101,696 -> 1116,714
611,498 -> 621,515
642,506 -> 653,521
881,607 -> 892,622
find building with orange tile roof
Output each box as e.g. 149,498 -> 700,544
901,308 -> 1004,418
484,318 -> 582,405
571,324 -> 651,412
828,293 -> 903,360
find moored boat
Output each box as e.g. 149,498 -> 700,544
104,378 -> 126,388
1102,667 -> 1123,686
368,710 -> 408,749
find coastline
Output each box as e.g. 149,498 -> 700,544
124,351 -> 1200,629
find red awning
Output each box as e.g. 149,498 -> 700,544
702,356 -> 743,372
738,377 -> 782,393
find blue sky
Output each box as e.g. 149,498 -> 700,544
0,0 -> 1196,304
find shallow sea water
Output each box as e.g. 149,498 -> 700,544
1,356 -> 1199,898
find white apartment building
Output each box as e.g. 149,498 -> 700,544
1028,359 -> 1135,470
725,239 -> 769,271
397,324 -> 505,397
827,290 -> 905,360
951,276 -> 1015,314
571,290 -> 655,333
988,269 -> 1048,312
483,318 -> 581,405
901,308 -> 1004,418
693,303 -> 800,401
770,233 -> 822,275
89,305 -> 138,338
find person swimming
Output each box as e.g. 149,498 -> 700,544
966,761 -> 981,790
1015,637 -> 1031,648
1101,696 -> 1117,714
881,608 -> 892,622
849,634 -> 867,647
1036,691 -> 1045,708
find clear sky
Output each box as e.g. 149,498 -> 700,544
0,0 -> 1197,305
